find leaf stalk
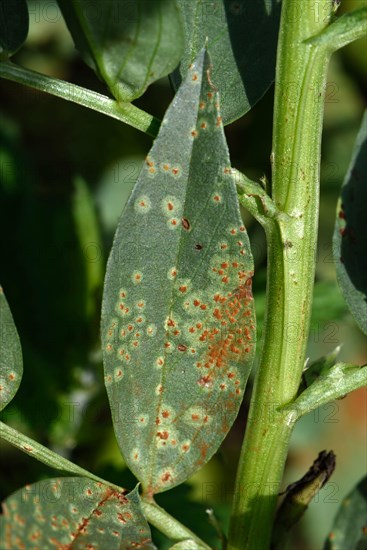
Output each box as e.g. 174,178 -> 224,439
0,61 -> 160,137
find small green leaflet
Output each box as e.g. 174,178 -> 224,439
333,111 -> 367,334
0,479 -> 155,549
57,0 -> 184,102
101,48 -> 256,495
0,287 -> 23,411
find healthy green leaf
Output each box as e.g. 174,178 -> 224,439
0,0 -> 29,60
101,48 -> 256,495
171,0 -> 281,125
333,111 -> 367,334
324,476 -> 367,550
0,479 -> 155,549
57,0 -> 184,102
0,287 -> 23,411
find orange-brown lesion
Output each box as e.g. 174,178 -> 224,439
195,274 -> 254,383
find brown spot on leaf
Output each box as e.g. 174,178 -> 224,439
198,375 -> 212,388
157,431 -> 169,440
161,472 -> 171,482
182,217 -> 190,230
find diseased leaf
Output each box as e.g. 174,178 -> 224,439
333,111 -> 367,334
101,48 -> 256,495
324,476 -> 367,550
0,287 -> 23,411
0,478 -> 155,549
57,0 -> 184,102
0,0 -> 29,59
171,0 -> 281,125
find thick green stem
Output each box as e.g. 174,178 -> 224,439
0,61 -> 160,137
227,1 -> 335,548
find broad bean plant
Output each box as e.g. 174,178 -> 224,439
0,1 -> 366,548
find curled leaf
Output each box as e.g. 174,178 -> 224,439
273,451 -> 336,549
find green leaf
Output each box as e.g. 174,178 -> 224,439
324,476 -> 367,550
101,48 -> 256,494
0,479 -> 155,549
0,287 -> 23,411
333,111 -> 367,334
57,0 -> 184,102
0,0 -> 29,60
171,0 -> 281,125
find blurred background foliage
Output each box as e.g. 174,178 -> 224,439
0,1 -> 365,548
